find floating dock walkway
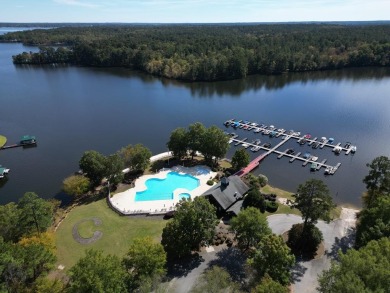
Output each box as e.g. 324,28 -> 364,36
225,119 -> 356,176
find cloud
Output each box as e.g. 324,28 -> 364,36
54,0 -> 100,8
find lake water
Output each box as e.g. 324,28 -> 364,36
1,30 -> 389,207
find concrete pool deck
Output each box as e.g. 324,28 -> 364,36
109,165 -> 217,215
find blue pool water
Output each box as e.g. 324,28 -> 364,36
135,172 -> 199,201
179,193 -> 191,200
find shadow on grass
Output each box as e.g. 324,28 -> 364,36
291,261 -> 308,283
208,247 -> 247,283
166,253 -> 204,279
326,227 -> 356,260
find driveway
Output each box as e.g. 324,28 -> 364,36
167,208 -> 357,293
267,208 -> 357,293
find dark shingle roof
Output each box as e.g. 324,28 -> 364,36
202,175 -> 249,211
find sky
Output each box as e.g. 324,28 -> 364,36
1,0 -> 389,23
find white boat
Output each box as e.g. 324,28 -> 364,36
228,139 -> 233,144
350,146 -> 357,153
242,143 -> 250,149
251,146 -> 261,152
324,166 -> 332,174
311,156 -> 318,162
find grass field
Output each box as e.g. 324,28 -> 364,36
0,135 -> 7,148
262,184 -> 342,219
55,198 -> 167,270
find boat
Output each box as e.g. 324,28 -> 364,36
268,125 -> 275,130
312,141 -> 320,149
303,152 -> 311,159
286,149 -> 295,155
304,133 -> 311,139
299,138 -> 307,145
269,131 -> 277,137
228,139 -> 233,144
310,162 -> 318,171
224,120 -> 230,126
320,136 -> 327,143
251,146 -> 261,152
20,135 -> 36,145
0,166 -> 10,179
350,146 -> 357,153
253,139 -> 261,145
328,138 -> 335,144
344,141 -> 352,148
263,142 -> 271,148
254,128 -> 262,133
242,143 -> 250,149
324,166 -> 333,174
263,129 -> 271,135
311,156 -> 318,162
334,146 -> 342,155
287,129 -> 294,135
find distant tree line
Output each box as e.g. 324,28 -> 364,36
2,24 -> 390,81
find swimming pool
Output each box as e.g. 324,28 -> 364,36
135,172 -> 199,201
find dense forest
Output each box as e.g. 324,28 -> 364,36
2,24 -> 390,81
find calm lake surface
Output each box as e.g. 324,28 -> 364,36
1,32 -> 389,207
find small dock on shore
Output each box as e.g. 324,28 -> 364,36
0,135 -> 37,151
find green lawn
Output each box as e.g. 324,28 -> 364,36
55,198 -> 167,270
0,135 -> 7,148
261,184 -> 342,219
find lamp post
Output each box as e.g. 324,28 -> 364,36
107,180 -> 110,198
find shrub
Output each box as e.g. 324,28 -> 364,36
258,174 -> 268,187
266,201 -> 278,213
287,223 -> 323,258
207,180 -> 214,186
243,189 -> 266,212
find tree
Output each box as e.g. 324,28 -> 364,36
287,222 -> 323,257
243,189 -> 266,212
253,275 -> 289,293
68,249 -> 127,293
0,238 -> 56,292
355,196 -> 390,248
161,197 -> 218,259
32,276 -> 65,293
167,127 -> 188,160
79,150 -> 107,185
231,149 -> 250,171
200,126 -> 229,166
104,153 -> 124,185
119,144 -> 152,172
17,192 -> 53,238
293,179 -> 335,226
248,234 -> 295,286
123,237 -> 166,285
191,266 -> 240,293
62,175 -> 90,197
187,122 -> 206,159
318,238 -> 390,293
0,202 -> 20,242
362,156 -> 390,207
230,207 -> 271,250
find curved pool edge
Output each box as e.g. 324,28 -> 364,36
109,164 -> 217,215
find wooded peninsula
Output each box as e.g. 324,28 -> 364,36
2,23 -> 390,81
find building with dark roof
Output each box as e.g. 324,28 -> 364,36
202,176 -> 249,216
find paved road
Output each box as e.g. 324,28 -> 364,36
267,210 -> 356,293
